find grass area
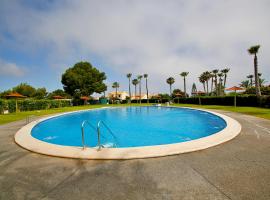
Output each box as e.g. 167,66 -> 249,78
0,104 -> 144,125
0,103 -> 269,125
173,104 -> 270,120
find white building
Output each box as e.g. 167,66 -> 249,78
108,92 -> 158,101
108,91 -> 129,100
131,93 -> 147,100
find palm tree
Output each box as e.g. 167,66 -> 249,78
137,75 -> 143,104
221,68 -> 230,88
212,69 -> 219,95
217,73 -> 223,96
247,75 -> 253,87
210,73 -> 214,94
240,80 -> 249,88
199,74 -> 206,93
143,74 -> 149,103
180,72 -> 189,97
259,78 -> 266,87
112,82 -> 120,102
132,79 -> 139,102
248,45 -> 261,97
202,71 -> 211,95
258,73 -> 265,87
166,77 -> 175,96
126,73 -> 132,101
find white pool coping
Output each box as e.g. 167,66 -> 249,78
14,106 -> 241,160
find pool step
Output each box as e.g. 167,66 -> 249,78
101,142 -> 116,148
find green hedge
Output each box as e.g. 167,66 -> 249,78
0,99 -> 71,114
173,95 -> 270,108
127,99 -> 169,104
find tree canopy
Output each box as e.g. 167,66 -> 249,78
47,89 -> 71,99
248,45 -> 260,55
61,62 -> 107,96
172,89 -> 186,98
0,83 -> 47,99
12,83 -> 36,97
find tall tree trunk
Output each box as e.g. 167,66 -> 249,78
219,78 -> 222,96
215,76 -> 218,96
211,77 -> 213,94
139,81 -> 141,104
128,78 -> 131,101
134,85 -> 137,103
206,81 -> 209,95
146,78 -> 149,103
254,54 -> 261,97
203,82 -> 206,93
170,84 -> 172,96
223,74 -> 227,88
184,77 -> 186,97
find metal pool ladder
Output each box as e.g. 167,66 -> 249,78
97,120 -> 118,148
81,120 -> 117,150
81,120 -> 96,149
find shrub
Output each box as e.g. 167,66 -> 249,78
129,99 -> 170,104
258,95 -> 270,108
0,99 -> 71,113
0,99 -> 8,114
8,100 -> 16,113
244,86 -> 270,95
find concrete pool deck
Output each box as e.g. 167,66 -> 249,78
0,110 -> 270,199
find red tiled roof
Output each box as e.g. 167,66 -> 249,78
6,92 -> 26,98
226,86 -> 244,91
80,96 -> 90,100
52,95 -> 65,99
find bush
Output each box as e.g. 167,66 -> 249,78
129,99 -> 170,104
244,86 -> 270,95
8,100 -> 16,113
0,99 -> 8,114
173,95 -> 270,108
258,95 -> 270,108
0,99 -> 71,113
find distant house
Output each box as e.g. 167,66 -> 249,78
108,91 -> 129,100
191,91 -> 206,96
108,92 -> 157,101
131,93 -> 148,100
148,94 -> 161,99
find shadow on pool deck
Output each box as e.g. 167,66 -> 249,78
0,110 -> 270,200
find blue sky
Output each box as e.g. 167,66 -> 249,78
0,0 -> 270,96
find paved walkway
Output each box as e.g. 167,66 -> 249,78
0,110 -> 270,200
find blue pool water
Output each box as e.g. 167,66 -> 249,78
31,106 -> 227,148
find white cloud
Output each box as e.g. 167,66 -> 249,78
0,0 -> 270,93
0,59 -> 25,77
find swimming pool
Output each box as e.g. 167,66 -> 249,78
15,106 -> 241,159
31,106 -> 226,148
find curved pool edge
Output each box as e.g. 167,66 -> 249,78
14,106 -> 242,160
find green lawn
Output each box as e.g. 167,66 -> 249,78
0,103 -> 269,125
173,104 -> 270,120
0,104 -> 142,125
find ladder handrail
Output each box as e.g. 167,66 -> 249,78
81,120 -> 96,149
81,120 -> 118,150
97,120 -> 118,148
